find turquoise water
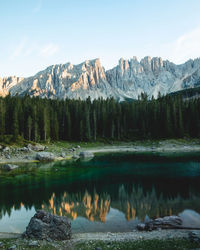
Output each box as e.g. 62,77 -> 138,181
0,152 -> 200,233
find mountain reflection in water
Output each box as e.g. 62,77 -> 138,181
41,185 -> 200,223
0,152 -> 200,232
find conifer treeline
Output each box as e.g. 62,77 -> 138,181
0,94 -> 199,142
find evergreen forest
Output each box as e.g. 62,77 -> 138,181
0,93 -> 199,143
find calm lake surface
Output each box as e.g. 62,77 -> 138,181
0,152 -> 200,233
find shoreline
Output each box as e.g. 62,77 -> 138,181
0,230 -> 199,249
0,229 -> 198,240
86,144 -> 200,154
0,140 -> 200,165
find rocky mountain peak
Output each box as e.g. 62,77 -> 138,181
132,56 -> 138,61
2,56 -> 200,100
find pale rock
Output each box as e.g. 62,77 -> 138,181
0,76 -> 23,97
3,146 -> 10,152
36,152 -> 55,161
27,144 -> 45,151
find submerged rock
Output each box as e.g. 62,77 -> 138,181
2,164 -> 19,171
8,245 -> 17,250
72,155 -> 79,159
23,210 -> 71,240
36,152 -> 55,161
79,151 -> 94,158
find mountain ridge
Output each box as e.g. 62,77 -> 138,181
1,56 -> 200,100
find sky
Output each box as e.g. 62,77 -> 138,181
1,0 -> 200,77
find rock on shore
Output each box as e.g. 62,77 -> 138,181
27,144 -> 45,152
36,152 -> 55,161
137,215 -> 183,231
23,210 -> 71,240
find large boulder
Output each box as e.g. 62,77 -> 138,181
2,164 -> 19,171
23,210 -> 71,240
79,151 -> 94,158
36,152 -> 55,161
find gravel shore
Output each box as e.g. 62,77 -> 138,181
0,229 -> 198,240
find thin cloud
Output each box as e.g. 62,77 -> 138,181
33,0 -> 43,13
10,38 -> 28,60
167,27 -> 200,63
40,43 -> 59,57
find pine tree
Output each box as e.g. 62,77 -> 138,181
84,108 -> 91,141
12,106 -> 19,141
32,105 -> 39,141
92,110 -> 97,141
178,106 -> 184,137
64,110 -> 71,141
51,112 -> 59,140
27,116 -> 32,141
41,106 -> 50,141
0,100 -> 5,137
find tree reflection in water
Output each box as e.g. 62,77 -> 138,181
40,184 -> 200,223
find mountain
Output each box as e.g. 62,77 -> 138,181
106,57 -> 200,99
2,56 -> 200,100
0,76 -> 24,97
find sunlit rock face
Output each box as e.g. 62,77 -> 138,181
9,59 -> 116,100
0,76 -> 24,97
2,57 -> 200,100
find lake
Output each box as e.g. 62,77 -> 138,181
0,151 -> 200,233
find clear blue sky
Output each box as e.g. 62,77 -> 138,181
1,0 -> 200,77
